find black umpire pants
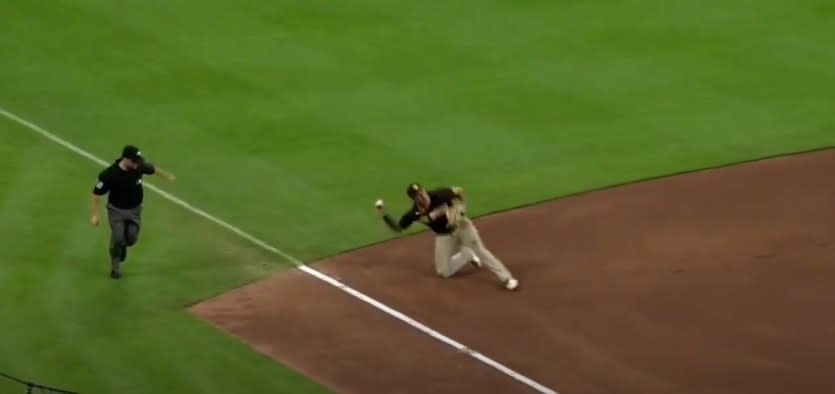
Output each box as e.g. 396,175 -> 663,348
107,203 -> 142,271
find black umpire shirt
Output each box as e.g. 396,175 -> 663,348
93,159 -> 156,209
398,187 -> 464,235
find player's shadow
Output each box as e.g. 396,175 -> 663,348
423,265 -> 482,279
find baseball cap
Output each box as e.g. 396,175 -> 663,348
121,145 -> 143,161
406,182 -> 422,198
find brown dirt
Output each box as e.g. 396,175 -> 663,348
191,149 -> 835,394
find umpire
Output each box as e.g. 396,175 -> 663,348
90,145 -> 175,279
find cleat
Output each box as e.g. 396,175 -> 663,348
504,278 -> 519,290
110,270 -> 122,280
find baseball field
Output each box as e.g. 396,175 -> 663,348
2,0 -> 835,393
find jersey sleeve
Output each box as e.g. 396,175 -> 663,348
398,209 -> 418,229
450,186 -> 464,199
92,173 -> 110,195
139,161 -> 156,175
431,187 -> 463,205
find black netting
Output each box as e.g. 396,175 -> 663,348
0,371 -> 79,394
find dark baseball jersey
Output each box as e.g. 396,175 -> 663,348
93,159 -> 156,209
398,187 -> 464,234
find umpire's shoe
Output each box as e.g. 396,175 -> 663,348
110,270 -> 122,280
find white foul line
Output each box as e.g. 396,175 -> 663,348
1,107 -> 558,394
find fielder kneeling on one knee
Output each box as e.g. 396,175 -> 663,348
375,183 -> 519,291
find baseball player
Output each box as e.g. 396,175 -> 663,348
90,145 -> 175,279
375,183 -> 519,290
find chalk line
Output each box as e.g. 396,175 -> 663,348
1,106 -> 557,394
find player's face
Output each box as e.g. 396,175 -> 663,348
414,190 -> 431,210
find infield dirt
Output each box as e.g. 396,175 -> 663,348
192,149 -> 835,394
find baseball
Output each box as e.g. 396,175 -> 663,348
375,199 -> 384,208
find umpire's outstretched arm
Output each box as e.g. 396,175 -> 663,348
150,165 -> 176,182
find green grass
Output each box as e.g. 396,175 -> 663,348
1,0 -> 834,393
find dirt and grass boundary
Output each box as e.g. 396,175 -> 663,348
193,149 -> 835,394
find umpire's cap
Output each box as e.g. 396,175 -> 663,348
406,182 -> 423,198
122,145 -> 143,161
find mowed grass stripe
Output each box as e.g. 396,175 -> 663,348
0,143 -> 92,391
3,0 -> 834,262
49,230 -> 155,393
0,191 -> 41,385
1,0 -> 575,253
40,0 -> 831,258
